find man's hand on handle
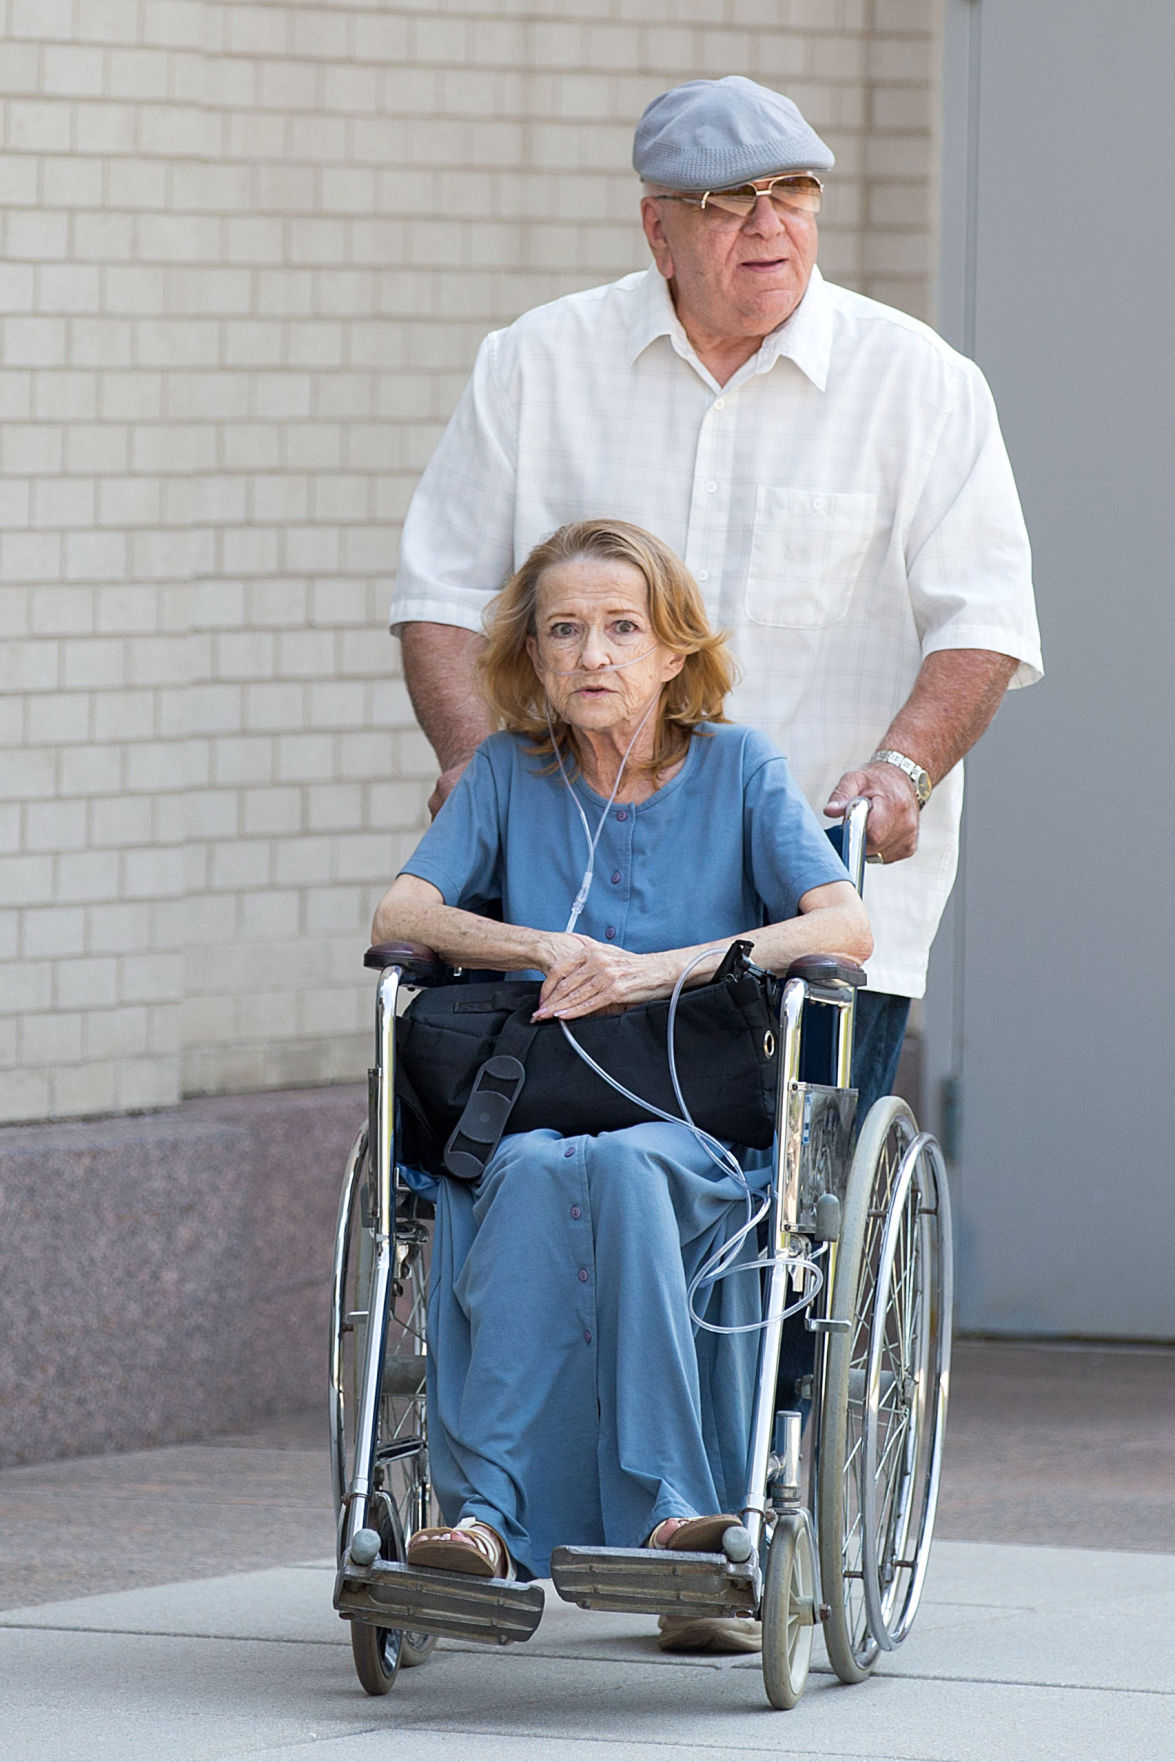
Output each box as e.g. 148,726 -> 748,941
824,761 -> 921,863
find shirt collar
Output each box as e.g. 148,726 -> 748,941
626,264 -> 833,393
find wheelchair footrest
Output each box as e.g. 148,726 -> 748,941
334,1558 -> 544,1647
549,1546 -> 757,1618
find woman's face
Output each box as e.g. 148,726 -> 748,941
526,557 -> 685,742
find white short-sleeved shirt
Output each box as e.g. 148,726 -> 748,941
391,266 -> 1043,998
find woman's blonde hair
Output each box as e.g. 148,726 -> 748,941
477,519 -> 735,775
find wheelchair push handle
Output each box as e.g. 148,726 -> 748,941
842,795 -> 873,895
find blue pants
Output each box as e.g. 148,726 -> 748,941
426,1123 -> 769,1579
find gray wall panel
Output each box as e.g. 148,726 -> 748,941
939,0 -> 1175,1336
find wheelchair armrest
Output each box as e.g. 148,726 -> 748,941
784,953 -> 868,989
364,941 -> 453,987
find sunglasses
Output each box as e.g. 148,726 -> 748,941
653,175 -> 823,222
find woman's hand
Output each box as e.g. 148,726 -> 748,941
533,936 -> 676,1021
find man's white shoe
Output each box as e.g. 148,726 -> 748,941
656,1613 -> 762,1654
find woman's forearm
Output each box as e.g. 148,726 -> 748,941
667,886 -> 873,988
371,875 -> 555,973
741,892 -> 873,977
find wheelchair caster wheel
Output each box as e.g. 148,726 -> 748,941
762,1513 -> 815,1710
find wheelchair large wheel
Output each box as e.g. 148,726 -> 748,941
761,1512 -> 816,1710
816,1097 -> 951,1683
860,1127 -> 952,1651
330,1129 -> 438,1687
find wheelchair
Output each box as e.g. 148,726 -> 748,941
329,797 -> 953,1709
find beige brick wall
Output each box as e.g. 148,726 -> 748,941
0,0 -> 940,1124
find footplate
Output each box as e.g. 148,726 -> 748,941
334,1557 -> 545,1647
549,1546 -> 757,1618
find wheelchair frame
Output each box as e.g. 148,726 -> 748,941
329,797 -> 953,1708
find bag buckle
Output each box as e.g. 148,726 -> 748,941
713,938 -> 772,985
443,1054 -> 526,1181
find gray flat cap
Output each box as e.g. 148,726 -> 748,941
633,76 -> 834,190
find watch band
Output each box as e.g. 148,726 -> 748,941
869,749 -> 933,809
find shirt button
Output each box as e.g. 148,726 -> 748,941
610,869 -> 621,885
570,1204 -> 582,1219
605,926 -> 616,940
697,569 -> 710,582
578,1267 -> 589,1283
811,494 -> 825,511
563,1144 -> 575,1158
616,809 -> 628,822
713,398 -> 725,410
705,480 -> 718,493
583,1329 -> 592,1345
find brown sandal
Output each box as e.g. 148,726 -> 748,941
647,1513 -> 741,1554
406,1517 -> 514,1580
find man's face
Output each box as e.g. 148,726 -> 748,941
640,183 -> 819,350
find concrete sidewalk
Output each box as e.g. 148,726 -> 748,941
2,1542 -> 1172,1761
2,1342 -> 1172,1760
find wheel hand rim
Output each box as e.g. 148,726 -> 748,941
861,1131 -> 952,1651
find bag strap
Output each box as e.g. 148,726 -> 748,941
442,1003 -> 542,1181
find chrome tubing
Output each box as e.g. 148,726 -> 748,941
344,1237 -> 395,1554
741,1248 -> 801,1559
839,794 -> 872,1064
374,966 -> 400,1239
842,795 -> 871,895
341,966 -> 402,1555
329,1124 -> 369,1539
835,992 -> 854,1088
775,977 -> 806,1241
741,977 -> 809,1557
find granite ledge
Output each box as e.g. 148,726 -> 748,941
0,1082 -> 365,1469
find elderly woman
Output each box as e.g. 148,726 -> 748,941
371,519 -> 870,1631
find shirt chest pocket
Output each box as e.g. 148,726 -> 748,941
744,486 -> 881,630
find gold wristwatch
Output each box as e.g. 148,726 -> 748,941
869,749 -> 933,809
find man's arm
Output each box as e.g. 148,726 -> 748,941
824,647 -> 1019,863
401,622 -> 493,818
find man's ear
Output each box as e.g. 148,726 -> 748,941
640,198 -> 675,280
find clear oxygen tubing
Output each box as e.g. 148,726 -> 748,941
542,690 -> 660,928
543,700 -> 823,1338
539,643 -> 659,676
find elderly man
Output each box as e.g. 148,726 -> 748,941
390,76 -> 1042,1114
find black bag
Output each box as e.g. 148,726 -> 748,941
394,943 -> 779,1181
